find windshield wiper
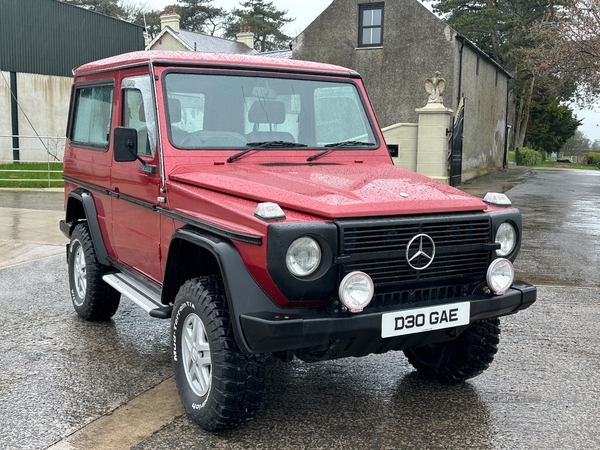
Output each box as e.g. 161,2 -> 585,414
227,141 -> 308,163
307,141 -> 376,162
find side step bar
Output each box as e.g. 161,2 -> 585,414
103,273 -> 172,319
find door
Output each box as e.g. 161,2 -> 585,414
110,74 -> 163,281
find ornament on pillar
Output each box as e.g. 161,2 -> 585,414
424,71 -> 446,106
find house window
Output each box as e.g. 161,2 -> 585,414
359,3 -> 384,47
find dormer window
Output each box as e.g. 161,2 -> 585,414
358,3 -> 384,47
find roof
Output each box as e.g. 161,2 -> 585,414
147,27 -> 258,55
73,51 -> 361,78
261,49 -> 293,59
178,30 -> 258,55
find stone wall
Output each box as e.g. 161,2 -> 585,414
457,43 -> 509,180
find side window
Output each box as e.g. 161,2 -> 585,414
70,85 -> 114,148
358,3 -> 384,47
122,76 -> 157,156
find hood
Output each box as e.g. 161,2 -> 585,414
169,164 -> 486,219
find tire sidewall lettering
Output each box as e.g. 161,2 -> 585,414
172,300 -> 199,381
172,300 -> 196,363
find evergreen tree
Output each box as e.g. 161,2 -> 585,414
175,0 -> 227,35
224,0 -> 293,52
127,7 -> 163,40
525,87 -> 581,155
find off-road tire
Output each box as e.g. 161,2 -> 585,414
403,318 -> 501,383
171,276 -> 265,432
68,222 -> 120,320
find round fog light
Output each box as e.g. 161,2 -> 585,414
486,258 -> 515,295
338,271 -> 374,313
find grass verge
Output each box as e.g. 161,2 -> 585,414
0,162 -> 64,188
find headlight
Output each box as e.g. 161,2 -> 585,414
286,237 -> 322,277
338,271 -> 374,313
486,258 -> 515,295
495,222 -> 517,257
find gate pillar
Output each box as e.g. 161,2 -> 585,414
415,102 -> 453,184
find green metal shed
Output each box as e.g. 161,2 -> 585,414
0,0 -> 144,77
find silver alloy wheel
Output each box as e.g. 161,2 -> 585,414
73,245 -> 87,303
182,313 -> 212,397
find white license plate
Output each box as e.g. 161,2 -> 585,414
381,302 -> 470,338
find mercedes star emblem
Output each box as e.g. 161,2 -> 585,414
406,233 -> 436,271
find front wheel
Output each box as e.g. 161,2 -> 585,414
171,276 -> 265,431
404,318 -> 501,383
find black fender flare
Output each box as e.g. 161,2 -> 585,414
62,188 -> 110,266
164,226 -> 275,354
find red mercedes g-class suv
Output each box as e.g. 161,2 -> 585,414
60,51 -> 536,431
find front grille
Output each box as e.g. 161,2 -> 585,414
336,213 -> 491,308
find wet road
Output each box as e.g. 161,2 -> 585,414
507,170 -> 600,288
0,188 -> 65,269
0,168 -> 599,449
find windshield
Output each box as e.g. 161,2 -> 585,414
163,72 -> 377,150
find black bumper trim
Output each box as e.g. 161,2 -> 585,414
59,220 -> 71,239
240,281 -> 536,354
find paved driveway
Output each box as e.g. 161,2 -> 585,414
0,169 -> 599,449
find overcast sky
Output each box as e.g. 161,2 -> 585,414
142,0 -> 332,36
141,0 -> 600,141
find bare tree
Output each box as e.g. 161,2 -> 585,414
526,0 -> 600,107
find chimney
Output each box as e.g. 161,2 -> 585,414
160,9 -> 181,33
236,27 -> 255,49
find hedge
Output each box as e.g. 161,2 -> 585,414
587,152 -> 600,166
517,147 -> 543,166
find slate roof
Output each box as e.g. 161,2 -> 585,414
178,30 -> 258,55
147,26 -> 258,55
261,49 -> 293,59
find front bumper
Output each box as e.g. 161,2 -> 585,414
239,281 -> 536,354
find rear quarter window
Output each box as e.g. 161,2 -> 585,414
70,84 -> 114,149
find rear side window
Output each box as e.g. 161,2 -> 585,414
70,85 -> 114,148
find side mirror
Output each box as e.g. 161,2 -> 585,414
114,127 -> 138,162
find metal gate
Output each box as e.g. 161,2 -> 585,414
449,98 -> 464,187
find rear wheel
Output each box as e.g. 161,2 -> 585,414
68,222 -> 120,321
171,276 -> 265,431
404,318 -> 501,383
